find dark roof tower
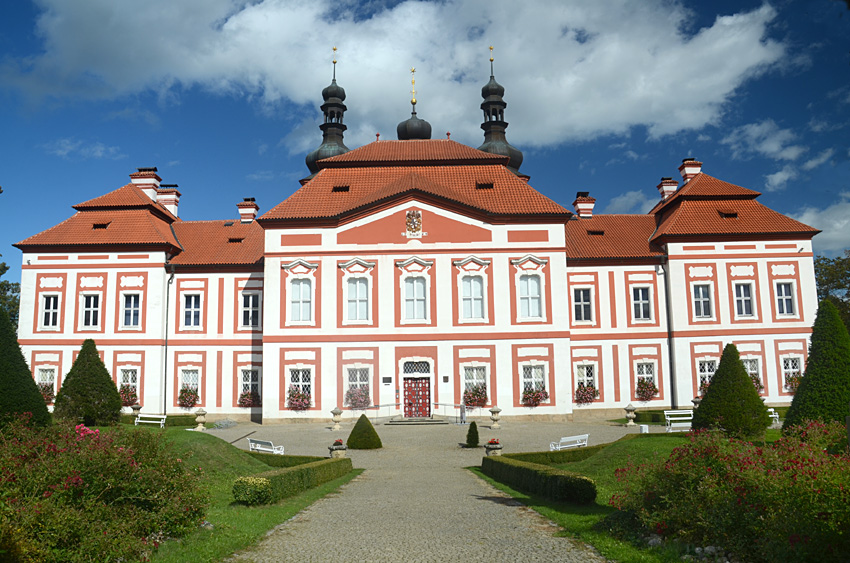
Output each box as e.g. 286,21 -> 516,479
397,67 -> 432,140
477,47 -> 523,174
305,47 -> 350,177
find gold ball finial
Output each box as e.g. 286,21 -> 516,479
410,67 -> 417,105
489,45 -> 494,63
332,46 -> 337,65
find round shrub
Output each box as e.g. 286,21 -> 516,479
53,339 -> 122,426
465,421 -> 479,447
0,307 -> 50,428
233,476 -> 273,505
346,414 -> 382,449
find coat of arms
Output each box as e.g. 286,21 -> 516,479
405,210 -> 422,238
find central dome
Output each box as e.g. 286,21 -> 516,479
397,108 -> 432,140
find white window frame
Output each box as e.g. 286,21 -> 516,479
781,355 -> 803,389
462,362 -> 489,400
521,362 -> 549,401
697,358 -> 717,387
40,293 -> 61,330
775,281 -> 796,317
120,292 -> 142,330
289,278 -> 313,324
346,364 -> 370,393
574,362 -> 596,388
573,287 -> 593,323
119,366 -> 139,394
240,292 -> 261,329
346,277 -> 370,323
181,293 -> 203,330
518,273 -> 542,320
180,367 -> 200,392
734,282 -> 755,318
741,357 -> 761,389
692,283 -> 713,320
288,364 -> 313,404
241,368 -> 260,394
460,274 -> 486,321
511,256 -> 548,323
403,275 -> 428,322
631,286 -> 652,322
79,292 -> 101,330
635,361 -> 656,385
283,260 -> 319,327
37,367 -> 56,394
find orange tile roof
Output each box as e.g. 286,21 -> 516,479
318,139 -> 509,168
262,165 -> 568,220
74,184 -> 179,222
170,220 -> 264,266
565,215 -> 665,259
648,173 -> 759,214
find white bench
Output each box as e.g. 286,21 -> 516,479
767,408 -> 780,424
549,434 -> 589,451
248,438 -> 284,455
664,410 -> 693,432
135,414 -> 167,428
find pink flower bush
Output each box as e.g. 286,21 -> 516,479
635,379 -> 658,402
344,385 -> 371,410
237,390 -> 261,407
573,384 -> 598,405
463,384 -> 488,408
521,387 -> 550,407
37,382 -> 55,404
177,385 -> 199,408
118,384 -> 138,407
286,386 -> 311,411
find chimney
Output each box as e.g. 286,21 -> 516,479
157,184 -> 181,217
237,197 -> 259,223
657,177 -> 679,200
678,157 -> 702,184
572,191 -> 596,218
129,167 -> 161,201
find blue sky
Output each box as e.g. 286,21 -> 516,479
1,0 -> 848,286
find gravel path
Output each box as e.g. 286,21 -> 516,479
213,419 -> 645,562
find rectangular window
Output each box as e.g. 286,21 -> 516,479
519,274 -> 542,318
183,294 -> 201,327
734,283 -> 753,317
698,360 -> 717,386
575,364 -> 596,388
241,368 -> 260,394
461,275 -> 484,320
404,276 -> 427,320
782,357 -> 801,388
636,362 -> 655,384
522,364 -> 546,392
573,288 -> 592,322
290,368 -> 312,395
632,287 -> 651,320
742,358 -> 760,387
122,294 -> 140,328
120,368 -> 139,392
180,368 -> 199,391
38,367 -> 56,387
81,294 -> 100,328
776,282 -> 794,315
290,279 -> 312,322
241,293 -> 260,328
347,367 -> 369,390
693,284 -> 712,318
464,366 -> 487,390
347,278 -> 369,321
42,294 -> 60,328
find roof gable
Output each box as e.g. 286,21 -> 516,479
318,139 -> 508,168
565,215 -> 664,260
73,183 -> 179,222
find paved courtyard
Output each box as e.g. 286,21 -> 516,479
208,417 -> 657,562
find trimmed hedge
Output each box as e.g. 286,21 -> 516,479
233,457 -> 353,505
347,413 -> 382,449
634,410 -> 665,423
247,452 -> 324,467
481,456 -> 597,505
119,414 -> 205,427
505,434 -> 643,466
465,421 -> 479,447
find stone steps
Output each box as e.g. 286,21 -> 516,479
385,416 -> 449,426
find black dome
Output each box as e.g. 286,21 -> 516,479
322,78 -> 345,102
481,75 -> 505,99
397,111 -> 432,140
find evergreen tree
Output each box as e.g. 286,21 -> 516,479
465,421 -> 480,447
0,306 -> 50,427
346,414 -> 383,449
53,339 -> 122,426
783,300 -> 850,429
692,343 -> 770,439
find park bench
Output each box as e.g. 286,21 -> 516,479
135,414 -> 167,428
549,434 -> 589,451
767,408 -> 780,424
247,438 -> 284,455
664,410 -> 693,432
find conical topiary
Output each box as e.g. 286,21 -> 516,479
784,300 -> 850,430
54,339 -> 122,426
692,343 -> 770,439
465,421 -> 479,447
0,306 -> 50,427
346,413 -> 383,449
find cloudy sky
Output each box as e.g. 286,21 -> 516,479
1,0 -> 848,284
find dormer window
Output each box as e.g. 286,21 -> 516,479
588,230 -> 604,236
718,210 -> 738,219
228,237 -> 244,244
476,182 -> 494,190
92,222 -> 110,230
332,185 -> 350,192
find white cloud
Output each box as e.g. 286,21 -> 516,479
801,148 -> 835,171
697,134 -> 711,142
792,192 -> 850,254
602,190 -> 656,214
42,138 -> 125,160
247,170 -> 275,181
720,119 -> 807,161
1,1 -> 787,152
764,164 -> 797,192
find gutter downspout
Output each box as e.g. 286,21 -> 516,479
660,256 -> 678,408
162,264 -> 175,415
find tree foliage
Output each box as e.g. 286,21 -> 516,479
465,420 -> 479,447
0,257 -> 20,328
346,414 -> 382,449
0,306 -> 49,427
783,300 -> 850,429
814,251 -> 850,332
53,339 -> 122,426
692,343 -> 770,439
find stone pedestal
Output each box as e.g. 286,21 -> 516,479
329,445 -> 347,458
485,444 -> 502,456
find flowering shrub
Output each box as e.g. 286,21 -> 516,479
344,385 -> 371,410
487,438 -> 500,446
573,384 -> 598,405
609,429 -> 850,562
0,416 -> 207,562
177,385 -> 199,408
521,387 -> 550,407
463,384 -> 488,408
699,379 -> 711,396
37,382 -> 55,404
118,384 -> 138,407
286,386 -> 311,411
237,390 -> 262,407
332,438 -> 344,447
750,374 -> 765,393
635,378 -> 658,402
784,373 -> 802,394
782,419 -> 848,455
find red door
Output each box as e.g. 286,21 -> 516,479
403,377 -> 431,418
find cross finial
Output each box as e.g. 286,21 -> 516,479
332,46 -> 338,79
410,67 -> 416,105
489,45 -> 494,75
376,132 -> 380,141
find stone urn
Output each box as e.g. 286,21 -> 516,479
624,403 -> 637,427
331,407 -> 342,431
130,404 -> 142,420
328,441 -> 347,458
485,441 -> 502,456
194,408 -> 207,431
489,406 -> 502,430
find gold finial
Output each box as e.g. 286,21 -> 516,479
489,45 -> 494,75
332,46 -> 338,79
410,67 -> 416,105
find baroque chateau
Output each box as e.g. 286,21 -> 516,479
15,60 -> 819,423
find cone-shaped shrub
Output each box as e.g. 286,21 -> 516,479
692,343 -> 770,439
784,300 -> 850,429
0,307 -> 50,427
465,421 -> 480,447
346,413 -> 383,449
54,339 -> 122,426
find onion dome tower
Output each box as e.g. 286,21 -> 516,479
305,47 -> 350,176
397,67 -> 432,140
477,47 -> 523,174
